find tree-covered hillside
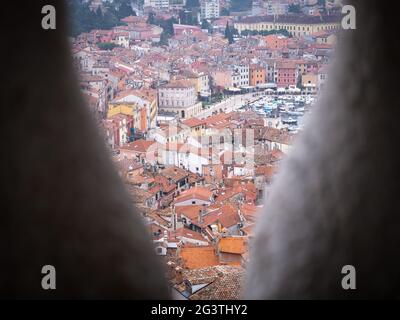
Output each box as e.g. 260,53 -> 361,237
67,0 -> 135,37
230,0 -> 252,12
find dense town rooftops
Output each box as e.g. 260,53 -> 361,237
72,2 -> 330,298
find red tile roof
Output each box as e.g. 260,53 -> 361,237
160,166 -> 189,182
175,205 -> 203,220
119,139 -> 156,153
182,118 -> 205,128
175,187 -> 214,204
188,266 -> 245,300
170,227 -> 209,244
218,237 -> 247,255
179,246 -> 219,269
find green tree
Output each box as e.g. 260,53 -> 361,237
220,8 -> 230,16
147,12 -> 156,25
201,19 -> 213,33
224,22 -> 234,44
224,22 -> 230,37
297,74 -> 303,90
185,0 -> 200,9
97,42 -> 119,50
102,10 -> 120,29
157,18 -> 176,46
242,28 -> 292,38
178,10 -> 197,25
116,1 -> 134,19
159,31 -> 170,46
164,19 -> 175,36
67,0 -> 127,37
230,0 -> 252,12
288,4 -> 301,14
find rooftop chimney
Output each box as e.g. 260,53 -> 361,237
198,209 -> 204,224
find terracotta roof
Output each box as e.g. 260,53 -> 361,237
115,88 -> 156,102
203,112 -> 233,127
181,267 -> 221,286
260,127 -> 294,145
170,228 -> 209,244
188,266 -> 245,300
119,139 -> 156,153
147,212 -> 170,229
175,187 -> 213,204
179,246 -> 219,269
148,223 -> 167,240
192,210 -> 220,229
241,204 -> 259,222
113,157 -> 142,175
160,166 -> 189,182
218,237 -> 247,255
182,118 -> 205,128
125,185 -> 154,204
218,204 -> 241,229
154,175 -> 176,194
215,187 -> 242,203
255,165 -> 278,180
175,205 -> 203,220
188,172 -> 204,185
192,203 -> 241,230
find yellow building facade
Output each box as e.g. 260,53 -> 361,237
107,90 -> 158,131
234,15 -> 341,37
107,102 -> 142,130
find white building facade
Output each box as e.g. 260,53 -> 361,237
158,81 -> 202,119
200,0 -> 220,20
233,64 -> 250,87
144,0 -> 170,10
